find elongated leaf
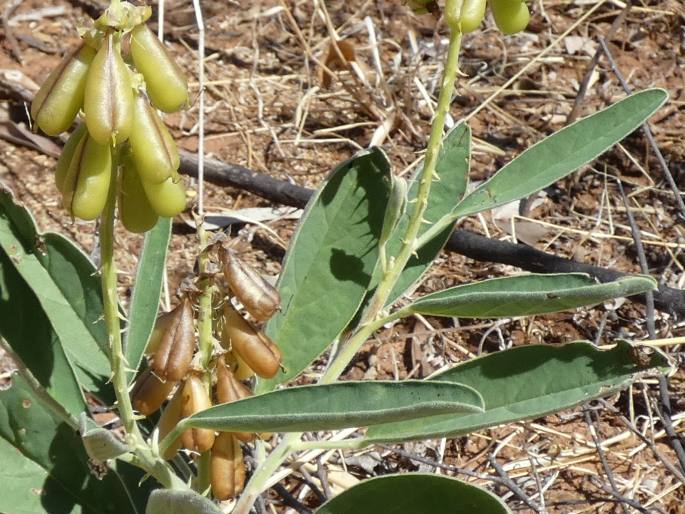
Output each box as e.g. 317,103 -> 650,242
258,148 -> 392,392
316,474 -> 510,514
0,188 -> 109,398
381,122 -> 471,303
0,249 -> 86,417
125,217 -> 172,383
186,381 -> 483,433
0,375 -> 141,513
404,273 -> 656,318
453,89 -> 668,217
365,341 -> 669,443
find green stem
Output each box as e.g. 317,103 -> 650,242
233,24 -> 464,513
100,158 -> 186,490
322,29 -> 463,384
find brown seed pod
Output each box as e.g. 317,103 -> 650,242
130,369 -> 176,416
220,247 -> 280,321
210,432 -> 245,500
157,386 -> 184,459
215,356 -> 254,442
224,349 -> 255,381
150,298 -> 195,382
221,303 -> 281,379
180,375 -> 215,452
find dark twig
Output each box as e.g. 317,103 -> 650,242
271,483 -> 313,514
2,0 -> 24,64
583,409 -> 630,514
488,455 -> 541,513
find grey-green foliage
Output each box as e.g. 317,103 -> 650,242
316,473 -> 510,514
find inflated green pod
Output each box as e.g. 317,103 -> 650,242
55,123 -> 88,193
83,33 -> 134,144
490,0 -> 530,34
62,134 -> 112,220
31,44 -> 95,136
119,152 -> 159,233
130,24 -> 188,113
142,176 -> 187,218
460,0 -> 487,33
130,93 -> 179,184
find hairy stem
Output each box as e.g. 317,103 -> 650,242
233,22 -> 464,511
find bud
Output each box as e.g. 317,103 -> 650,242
221,303 -> 281,379
145,489 -> 223,514
80,413 -> 129,461
129,93 -> 179,184
31,44 -> 96,136
150,298 -> 195,381
180,375 -> 215,452
157,385 -> 184,459
55,123 -> 88,194
220,247 -> 280,321
215,356 -> 254,442
379,175 -> 407,248
83,33 -> 134,144
490,0 -> 530,35
61,133 -> 112,220
130,24 -> 189,113
119,150 -> 159,233
131,368 -> 176,416
210,432 -> 245,500
141,175 -> 187,218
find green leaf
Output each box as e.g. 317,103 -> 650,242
365,341 -> 669,443
383,122 -> 471,303
0,375 -> 142,513
145,489 -> 222,514
258,148 -> 392,392
0,188 -> 109,399
316,473 -> 510,514
403,273 -> 656,318
186,381 -> 484,433
453,89 -> 668,217
125,217 -> 172,383
0,249 -> 86,417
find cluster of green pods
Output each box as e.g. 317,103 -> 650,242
31,2 -> 189,231
409,0 -> 530,35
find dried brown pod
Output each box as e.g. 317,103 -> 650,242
150,298 -> 195,381
210,432 -> 245,500
131,369 -> 176,416
157,386 -> 184,459
220,247 -> 280,321
215,356 -> 254,442
224,348 -> 255,381
180,375 -> 215,452
221,303 -> 281,379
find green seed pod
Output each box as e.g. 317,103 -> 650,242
150,298 -> 195,382
119,151 -> 159,233
490,0 -> 530,35
31,44 -> 96,136
142,176 -> 187,218
219,247 -> 280,321
61,134 -> 112,220
130,24 -> 188,113
130,93 -> 179,184
55,123 -> 88,194
460,0 -> 487,33
84,33 -> 134,144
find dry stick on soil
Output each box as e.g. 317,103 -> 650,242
175,152 -> 685,316
617,180 -> 685,481
488,455 -> 541,513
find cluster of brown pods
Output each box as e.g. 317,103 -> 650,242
31,2 -> 188,231
131,246 -> 282,500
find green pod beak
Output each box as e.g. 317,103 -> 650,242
119,150 -> 159,233
84,33 -> 134,145
131,24 -> 189,113
31,44 -> 95,136
61,134 -> 112,220
129,93 -> 179,184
